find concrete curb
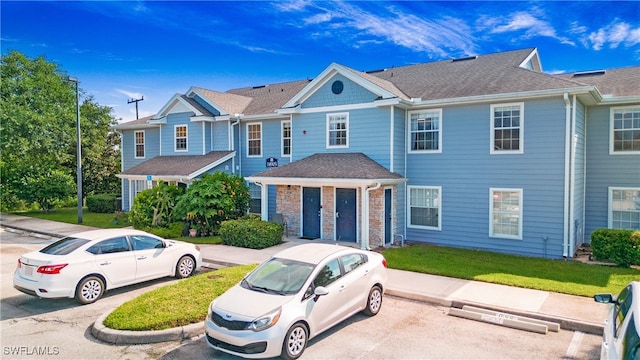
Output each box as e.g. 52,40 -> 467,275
91,309 -> 204,345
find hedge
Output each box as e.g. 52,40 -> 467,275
591,228 -> 640,267
219,217 -> 283,249
86,193 -> 118,213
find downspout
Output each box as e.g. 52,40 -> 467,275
390,106 -> 394,172
230,117 -> 240,174
363,182 -> 382,250
562,93 -> 571,258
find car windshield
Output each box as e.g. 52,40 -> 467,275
241,257 -> 315,295
39,237 -> 91,255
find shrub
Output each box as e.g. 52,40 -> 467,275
145,222 -> 183,239
173,172 -> 250,236
129,182 -> 182,229
591,229 -> 640,267
86,193 -> 117,213
219,218 -> 283,249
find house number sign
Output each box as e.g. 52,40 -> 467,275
266,157 -> 278,168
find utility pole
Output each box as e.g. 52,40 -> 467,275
128,96 -> 144,119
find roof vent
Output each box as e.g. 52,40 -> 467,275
452,56 -> 477,62
572,70 -> 606,77
252,85 -> 266,89
365,68 -> 386,74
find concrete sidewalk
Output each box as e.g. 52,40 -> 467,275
1,213 -> 608,340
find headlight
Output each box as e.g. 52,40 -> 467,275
248,307 -> 281,332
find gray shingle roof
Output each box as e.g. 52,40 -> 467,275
227,80 -> 312,115
120,151 -> 234,177
558,66 -> 640,97
191,87 -> 253,115
251,153 -> 403,180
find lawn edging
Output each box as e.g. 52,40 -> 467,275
92,309 -> 203,345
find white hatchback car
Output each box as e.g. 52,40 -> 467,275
594,281 -> 640,360
205,243 -> 388,360
13,229 -> 202,304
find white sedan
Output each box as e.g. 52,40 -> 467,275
13,229 -> 202,304
205,243 -> 388,360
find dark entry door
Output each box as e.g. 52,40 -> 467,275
384,188 -> 392,245
302,187 -> 321,239
336,188 -> 356,242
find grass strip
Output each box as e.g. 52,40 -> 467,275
383,244 -> 640,297
103,264 -> 255,331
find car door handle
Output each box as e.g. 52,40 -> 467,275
137,256 -> 147,260
339,285 -> 346,292
364,269 -> 370,276
99,261 -> 111,266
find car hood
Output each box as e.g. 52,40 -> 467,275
213,283 -> 295,319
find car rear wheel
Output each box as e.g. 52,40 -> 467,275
75,276 -> 104,305
175,255 -> 195,279
363,285 -> 383,316
281,323 -> 308,360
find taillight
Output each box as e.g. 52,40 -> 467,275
382,258 -> 387,268
17,259 -> 22,269
37,264 -> 68,274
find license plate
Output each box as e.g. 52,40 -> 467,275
24,266 -> 33,276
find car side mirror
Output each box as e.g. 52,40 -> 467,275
594,293 -> 615,304
313,286 -> 329,302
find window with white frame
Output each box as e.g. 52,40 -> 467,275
490,188 -> 523,239
134,130 -> 145,158
282,120 -> 291,157
609,188 -> 640,230
409,109 -> 442,153
491,103 -> 523,154
247,123 -> 262,157
611,107 -> 640,153
327,113 -> 348,148
248,183 -> 261,214
408,186 -> 441,229
175,125 -> 187,152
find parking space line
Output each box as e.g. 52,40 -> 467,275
565,331 -> 584,359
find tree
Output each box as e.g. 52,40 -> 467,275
0,50 -> 121,211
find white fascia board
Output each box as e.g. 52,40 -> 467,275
245,176 -> 405,187
190,116 -> 217,122
111,123 -> 160,130
154,94 -> 204,119
116,174 -> 190,182
411,86 -> 596,107
599,95 -> 640,105
281,101 -> 388,115
241,113 -> 289,121
148,117 -> 167,125
186,151 -> 236,179
281,63 -> 397,109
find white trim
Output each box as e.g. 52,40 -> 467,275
390,106 -> 394,172
246,122 -> 262,158
326,112 -> 349,149
490,102 -> 524,155
407,185 -> 442,230
281,120 -> 292,158
609,106 -> 640,155
407,108 -> 443,154
489,188 -> 523,240
383,186 -> 394,246
174,124 -> 188,152
608,187 -> 640,229
154,94 -> 203,120
134,130 -> 145,159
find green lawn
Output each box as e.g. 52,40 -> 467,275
13,207 -> 131,228
383,244 -> 640,297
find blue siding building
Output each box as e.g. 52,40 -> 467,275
114,48 -> 640,259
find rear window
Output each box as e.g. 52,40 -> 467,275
39,237 -> 90,255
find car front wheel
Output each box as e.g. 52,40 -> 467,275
281,323 -> 308,360
175,255 -> 195,278
363,285 -> 383,316
75,276 -> 104,305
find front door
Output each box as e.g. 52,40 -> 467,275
384,188 -> 392,245
302,187 -> 321,239
336,188 -> 356,242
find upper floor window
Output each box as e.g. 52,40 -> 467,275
609,188 -> 640,230
247,123 -> 262,157
408,186 -> 441,230
175,125 -> 187,152
135,130 -> 145,158
611,107 -> 640,154
409,109 -> 442,153
282,120 -> 291,157
327,113 -> 348,148
490,188 -> 523,240
491,103 -> 523,154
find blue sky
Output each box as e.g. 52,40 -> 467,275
2,1 -> 639,122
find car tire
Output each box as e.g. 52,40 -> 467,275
281,322 -> 308,360
175,255 -> 195,279
75,276 -> 105,305
362,285 -> 383,316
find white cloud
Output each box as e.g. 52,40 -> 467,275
486,11 -> 574,46
116,89 -> 143,100
586,21 -> 640,50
